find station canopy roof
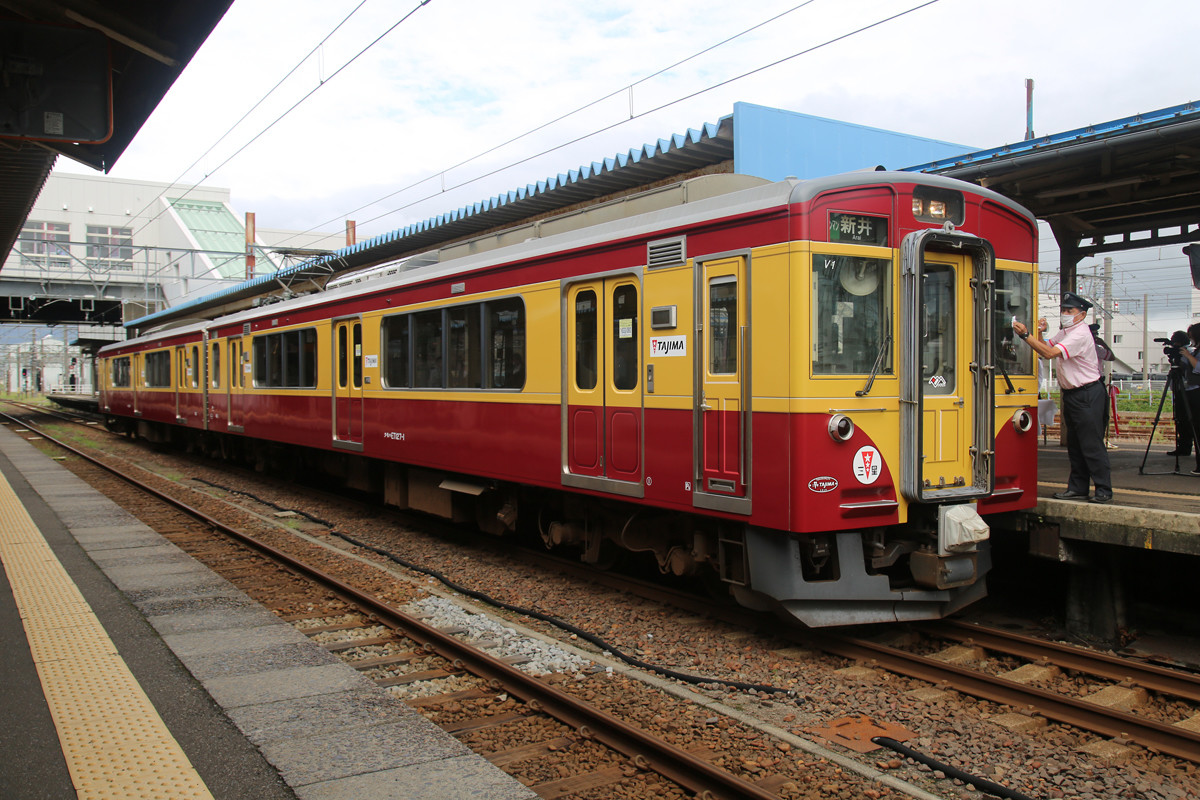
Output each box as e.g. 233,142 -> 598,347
0,1 -> 234,260
905,101 -> 1200,261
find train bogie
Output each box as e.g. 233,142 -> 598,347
99,172 -> 1040,626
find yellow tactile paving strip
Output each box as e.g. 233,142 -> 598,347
0,471 -> 214,800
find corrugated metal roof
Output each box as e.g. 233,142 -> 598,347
904,100 -> 1199,173
129,116 -> 735,330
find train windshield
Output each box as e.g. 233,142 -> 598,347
995,269 -> 1035,376
812,255 -> 892,375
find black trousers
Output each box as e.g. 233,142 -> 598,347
1061,381 -> 1111,495
1174,385 -> 1195,454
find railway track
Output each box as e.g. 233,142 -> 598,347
9,400 -> 1200,797
0,407 -> 813,800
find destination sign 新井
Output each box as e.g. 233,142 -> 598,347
829,213 -> 888,246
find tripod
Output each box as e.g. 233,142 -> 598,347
1138,365 -> 1200,474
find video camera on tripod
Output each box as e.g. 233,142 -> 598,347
1154,331 -> 1191,368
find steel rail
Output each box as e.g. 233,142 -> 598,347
802,630 -> 1200,764
5,412 -> 783,800
922,620 -> 1200,703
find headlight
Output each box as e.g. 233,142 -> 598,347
828,414 -> 855,442
1012,409 -> 1034,433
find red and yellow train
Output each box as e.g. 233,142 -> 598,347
99,171 -> 1040,626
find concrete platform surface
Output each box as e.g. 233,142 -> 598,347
0,423 -> 536,800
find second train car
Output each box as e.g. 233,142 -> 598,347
99,171 -> 1040,626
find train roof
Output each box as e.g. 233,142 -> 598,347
102,171 -> 1033,355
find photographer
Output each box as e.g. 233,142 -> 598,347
1175,324 -> 1200,475
1163,330 -> 1196,458
1013,292 -> 1113,503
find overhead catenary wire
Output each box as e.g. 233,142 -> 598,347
278,0 -> 824,240
297,0 -> 943,239
129,0 -> 435,240
122,0 -> 373,231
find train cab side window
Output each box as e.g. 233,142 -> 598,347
211,344 -> 221,389
812,255 -> 892,375
995,270 -> 1035,376
612,284 -> 638,391
191,345 -> 200,388
575,290 -> 598,390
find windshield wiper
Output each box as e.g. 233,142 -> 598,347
856,324 -> 892,398
996,354 -> 1017,395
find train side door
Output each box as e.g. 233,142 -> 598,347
333,318 -> 364,449
899,230 -> 994,501
563,276 -> 643,496
228,336 -> 245,432
694,254 -> 751,511
174,345 -> 186,423
132,352 -> 141,417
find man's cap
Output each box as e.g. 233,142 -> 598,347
1061,292 -> 1092,311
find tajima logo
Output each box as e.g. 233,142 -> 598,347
649,335 -> 687,357
852,446 -> 882,485
808,476 -> 838,493
928,375 -> 947,388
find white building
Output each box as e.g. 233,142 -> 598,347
4,172 -> 344,319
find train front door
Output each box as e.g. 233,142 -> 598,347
694,254 -> 751,511
563,276 -> 643,496
899,231 -> 994,501
333,319 -> 364,449
228,336 -> 245,432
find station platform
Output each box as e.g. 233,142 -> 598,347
0,423 -> 536,800
1029,437 -> 1200,556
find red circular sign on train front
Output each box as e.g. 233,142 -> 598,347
852,446 -> 882,485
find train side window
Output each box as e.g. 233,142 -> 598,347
337,325 -> 348,389
995,270 -> 1035,376
211,344 -> 220,388
112,356 -> 131,388
382,315 -> 411,388
253,337 -> 268,385
709,277 -> 737,375
414,309 -> 443,388
301,329 -> 317,387
353,323 -> 363,388
811,255 -> 892,375
145,351 -> 171,387
575,290 -> 598,390
191,345 -> 200,388
612,284 -> 638,391
447,305 -> 481,389
486,298 -> 525,389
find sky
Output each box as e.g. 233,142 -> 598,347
46,0 -> 1200,328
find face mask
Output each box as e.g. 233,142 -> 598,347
1060,313 -> 1078,328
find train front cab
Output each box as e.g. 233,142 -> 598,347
732,177 -> 1039,626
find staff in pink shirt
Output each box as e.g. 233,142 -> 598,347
1013,292 -> 1113,504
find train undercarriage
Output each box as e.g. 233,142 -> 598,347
109,416 -> 991,627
